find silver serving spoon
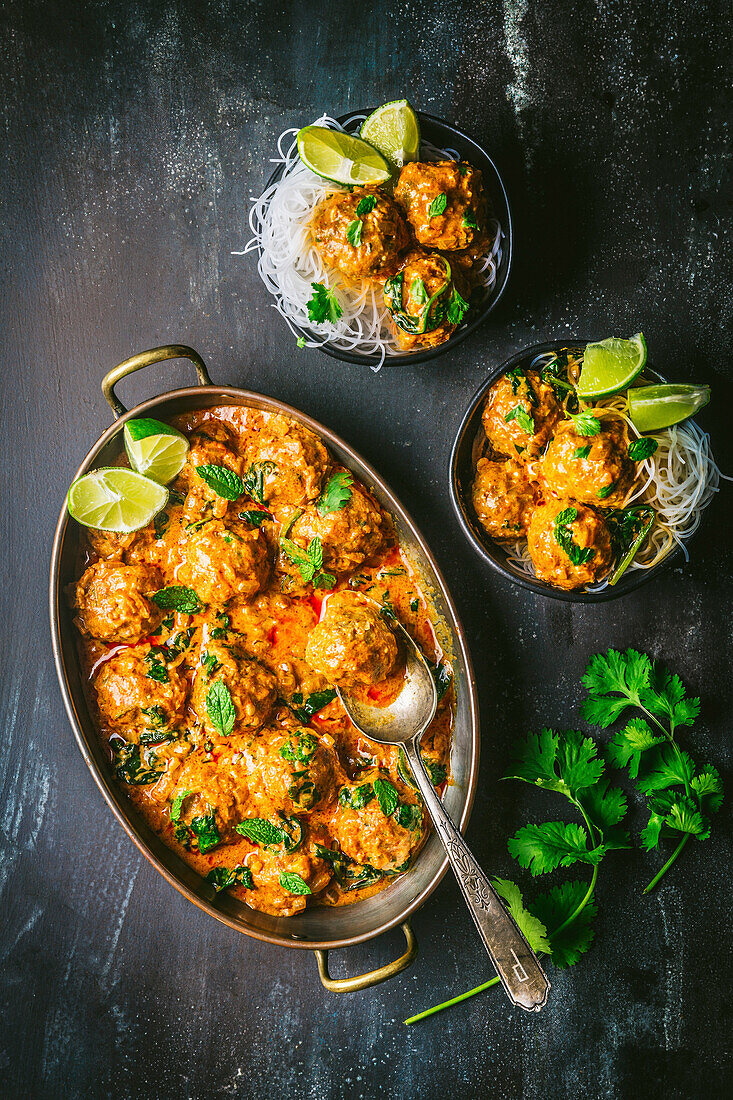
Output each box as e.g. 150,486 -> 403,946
336,620 -> 550,1013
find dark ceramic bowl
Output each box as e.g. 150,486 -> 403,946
450,340 -> 683,603
257,109 -> 513,367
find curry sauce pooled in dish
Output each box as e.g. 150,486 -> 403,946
470,336 -> 720,592
69,409 -> 453,916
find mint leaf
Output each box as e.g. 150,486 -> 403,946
530,881 -> 597,968
170,789 -> 193,823
279,871 -> 312,895
307,282 -> 343,325
427,192 -> 447,218
346,218 -> 363,247
207,865 -> 253,892
152,585 -> 203,614
356,195 -> 377,216
507,821 -> 604,876
504,404 -> 534,434
195,464 -> 245,501
492,878 -> 551,955
374,778 -> 400,817
628,437 -> 658,461
316,471 -> 353,515
235,818 -> 286,847
205,680 -> 236,738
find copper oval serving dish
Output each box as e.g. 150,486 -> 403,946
50,345 -> 479,991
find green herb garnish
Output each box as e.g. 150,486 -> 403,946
191,813 -> 220,854
205,680 -> 236,737
462,210 -> 478,229
316,471 -> 353,515
289,688 -> 337,724
628,437 -> 659,461
195,464 -> 246,501
553,507 -> 595,566
238,509 -> 270,527
242,461 -> 276,505
570,411 -> 601,436
307,282 -> 343,325
504,404 -> 534,435
113,742 -> 163,785
446,287 -> 469,326
427,192 -> 447,218
572,445 -> 591,459
356,195 -> 377,216
144,648 -> 169,683
207,865 -> 253,892
346,218 -> 363,247
152,586 -> 203,614
279,871 -> 312,896
280,535 -> 335,589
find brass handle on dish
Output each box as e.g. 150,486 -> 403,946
314,921 -> 417,992
102,345 -> 212,418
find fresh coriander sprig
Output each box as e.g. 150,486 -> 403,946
581,648 -> 722,892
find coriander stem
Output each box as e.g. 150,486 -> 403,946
404,976 -> 501,1025
643,833 -> 690,894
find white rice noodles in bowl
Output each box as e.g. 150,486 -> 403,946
242,114 -> 504,370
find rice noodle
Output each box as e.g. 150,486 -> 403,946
243,114 -> 504,370
498,366 -> 722,588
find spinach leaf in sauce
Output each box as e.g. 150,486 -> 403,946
207,865 -> 253,892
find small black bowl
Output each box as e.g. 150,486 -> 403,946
258,109 -> 513,367
449,340 -> 683,603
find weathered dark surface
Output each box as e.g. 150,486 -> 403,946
1,1 -> 731,1097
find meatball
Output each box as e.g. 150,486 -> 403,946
331,769 -> 424,872
174,517 -> 270,607
94,645 -> 187,734
541,417 -> 633,505
310,186 -> 410,280
86,528 -> 146,564
472,457 -> 537,540
481,369 -> 562,462
244,414 -> 329,511
179,420 -> 242,520
526,498 -> 613,591
288,483 -> 385,577
191,641 -> 277,737
383,249 -> 464,351
244,846 -> 331,916
72,562 -> 164,644
170,737 -> 253,843
247,727 -> 344,815
395,160 -> 486,252
305,593 -> 398,687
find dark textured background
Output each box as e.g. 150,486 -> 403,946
1,1 -> 731,1097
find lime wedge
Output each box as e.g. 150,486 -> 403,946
628,383 -> 711,432
124,418 -> 189,484
360,99 -> 420,174
577,333 -> 647,398
297,126 -> 391,186
68,468 -> 168,532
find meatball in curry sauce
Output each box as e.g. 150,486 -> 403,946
70,406 -> 453,916
310,186 -> 410,281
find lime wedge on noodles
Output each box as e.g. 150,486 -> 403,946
360,99 -> 421,174
297,126 -> 391,186
68,468 -> 168,532
124,418 -> 189,485
577,333 -> 647,398
628,383 -> 711,432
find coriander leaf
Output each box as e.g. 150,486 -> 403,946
346,218 -> 363,247
191,813 -> 220,853
640,808 -> 667,851
580,778 -> 628,835
641,666 -> 700,729
556,729 -> 606,795
491,878 -> 551,955
570,411 -> 601,436
636,744 -> 695,795
195,464 -> 246,501
462,210 -> 479,230
170,789 -> 193,823
691,767 -> 724,813
597,482 -> 616,500
205,680 -> 236,738
374,778 -> 400,817
504,728 -> 563,792
607,717 -> 665,779
665,796 -> 710,840
207,865 -> 253,892
307,282 -> 343,325
530,881 -> 597,968
356,194 -> 377,216
279,871 -> 312,896
296,336 -> 306,349
580,648 -> 653,727
447,287 -> 469,326
427,192 -> 447,218
242,460 -> 276,504
236,818 -> 286,847
316,471 -> 354,515
504,404 -> 535,434
152,586 -> 203,614
628,437 -> 659,461
553,508 -> 595,566
507,821 -> 604,876
572,445 -> 591,459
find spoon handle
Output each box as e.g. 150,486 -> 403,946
403,739 -> 550,1012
